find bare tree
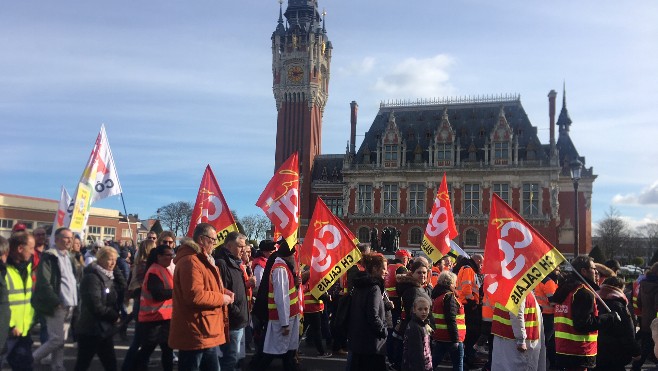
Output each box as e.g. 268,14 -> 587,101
594,206 -> 631,260
638,222 -> 658,263
240,214 -> 270,241
156,201 -> 193,236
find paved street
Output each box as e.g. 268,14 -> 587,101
5,324 -> 656,370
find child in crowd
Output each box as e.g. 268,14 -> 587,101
402,294 -> 433,371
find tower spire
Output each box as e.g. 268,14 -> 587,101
557,80 -> 572,134
562,80 -> 567,109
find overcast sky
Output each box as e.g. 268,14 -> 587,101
2,0 -> 657,233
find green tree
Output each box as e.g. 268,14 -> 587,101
594,207 -> 631,260
588,245 -> 605,263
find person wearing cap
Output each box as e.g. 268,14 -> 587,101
252,239 -> 302,370
11,223 -> 27,233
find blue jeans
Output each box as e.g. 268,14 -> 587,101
178,347 -> 219,371
219,328 -> 244,370
433,341 -> 464,371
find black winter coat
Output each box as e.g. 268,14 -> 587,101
215,247 -> 249,330
31,250 -> 79,316
76,264 -> 125,338
396,274 -> 433,334
0,262 -> 9,352
596,284 -> 640,368
348,272 -> 387,355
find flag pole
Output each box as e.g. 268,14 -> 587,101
567,261 -> 612,313
120,193 -> 136,248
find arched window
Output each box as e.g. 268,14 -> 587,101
409,227 -> 423,245
358,227 -> 370,243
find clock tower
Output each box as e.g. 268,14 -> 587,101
272,0 -> 332,225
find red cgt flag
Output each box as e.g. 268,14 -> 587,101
420,173 -> 458,263
256,152 -> 300,249
483,193 -> 565,313
300,198 -> 362,299
187,165 -> 239,246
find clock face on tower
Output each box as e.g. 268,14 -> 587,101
287,66 -> 303,83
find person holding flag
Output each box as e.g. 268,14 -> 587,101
551,256 -> 618,371
251,239 -> 301,371
491,290 -> 545,371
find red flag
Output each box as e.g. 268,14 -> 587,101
256,152 -> 300,248
187,165 -> 239,246
483,193 -> 565,312
300,198 -> 362,299
420,173 -> 458,262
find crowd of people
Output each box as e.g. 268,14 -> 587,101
1,222 -> 658,371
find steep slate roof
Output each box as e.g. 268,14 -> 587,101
312,154 -> 343,183
354,96 -> 549,165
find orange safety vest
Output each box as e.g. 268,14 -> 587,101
554,285 -> 598,357
267,262 -> 301,320
432,291 -> 466,342
302,283 -> 324,313
139,263 -> 174,322
385,263 -> 403,298
491,293 -> 539,341
456,265 -> 479,304
430,266 -> 441,287
535,277 -> 558,315
632,280 -> 641,317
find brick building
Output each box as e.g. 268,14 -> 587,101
271,1 -> 595,257
0,193 -> 147,245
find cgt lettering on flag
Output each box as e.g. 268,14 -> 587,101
483,193 -> 566,313
300,198 -> 362,299
256,153 -> 300,248
187,165 -> 239,246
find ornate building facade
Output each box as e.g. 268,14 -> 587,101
271,1 -> 595,256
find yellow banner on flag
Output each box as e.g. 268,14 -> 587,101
69,183 -> 92,232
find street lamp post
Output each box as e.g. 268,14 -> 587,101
570,159 -> 583,259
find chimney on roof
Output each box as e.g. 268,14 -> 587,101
548,90 -> 557,155
350,101 -> 358,155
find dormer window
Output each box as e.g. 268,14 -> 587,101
384,144 -> 398,161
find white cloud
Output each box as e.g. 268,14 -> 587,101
372,55 -> 455,98
338,57 -> 376,76
613,181 -> 658,205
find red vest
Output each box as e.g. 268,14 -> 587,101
492,293 -> 539,341
432,291 -> 466,342
302,283 -> 324,313
554,285 -> 598,356
252,256 -> 267,272
267,262 -> 301,320
385,263 -> 402,298
139,264 -> 174,322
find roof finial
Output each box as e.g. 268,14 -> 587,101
562,80 -> 567,109
322,8 -> 326,33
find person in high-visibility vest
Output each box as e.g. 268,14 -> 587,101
130,244 -> 175,371
431,270 -> 465,370
386,249 -> 410,326
301,275 -> 331,358
491,292 -> 545,370
456,254 -> 483,367
5,232 -> 35,369
0,236 -> 9,354
535,266 -> 559,369
552,255 -> 617,370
